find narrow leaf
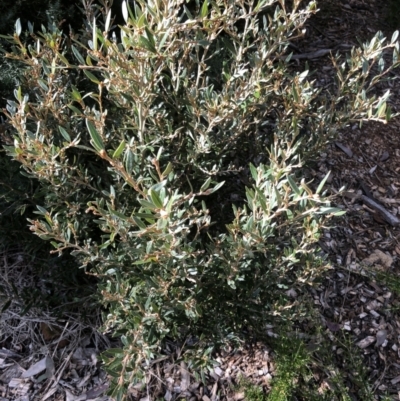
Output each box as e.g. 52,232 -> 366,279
145,27 -> 155,48
139,36 -> 156,53
83,70 -> 100,84
112,140 -> 125,159
58,126 -> 71,142
200,177 -> 212,192
71,45 -> 85,64
316,171 -> 330,194
15,19 -> 21,36
86,119 -> 104,151
200,0 -> 208,18
287,175 -> 301,195
249,163 -> 258,182
319,207 -> 345,216
162,162 -> 173,177
92,17 -> 97,51
105,9 -> 112,32
209,181 -> 224,194
122,1 -> 128,23
150,190 -> 163,209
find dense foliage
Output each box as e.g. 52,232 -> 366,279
1,0 -> 399,398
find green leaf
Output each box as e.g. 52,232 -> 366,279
287,175 -> 301,195
391,30 -> 399,44
221,37 -> 236,56
71,45 -> 85,64
67,104 -> 82,115
139,36 -> 156,53
139,199 -> 157,210
70,85 -> 82,101
133,216 -> 147,229
200,177 -> 212,192
316,171 -> 330,194
249,163 -> 258,182
319,207 -> 345,216
362,59 -> 369,75
145,27 -> 155,48
208,181 -> 224,194
112,140 -> 125,159
255,187 -> 268,213
86,119 -> 104,151
37,205 -> 48,215
37,79 -> 49,91
109,209 -> 128,221
14,87 -> 22,102
103,348 -> 124,356
162,162 -> 173,177
386,105 -> 392,121
197,39 -> 210,47
58,126 -> 71,142
200,0 -> 208,18
159,28 -> 171,50
150,190 -> 163,209
83,70 -> 100,84
377,101 -> 386,118
292,84 -> 299,102
137,13 -> 147,28
57,53 -> 70,65
184,5 -> 193,19
124,149 -> 134,172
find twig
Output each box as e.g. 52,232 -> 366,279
282,48 -> 333,60
361,195 -> 400,226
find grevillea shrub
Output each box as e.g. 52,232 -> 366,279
1,0 -> 399,398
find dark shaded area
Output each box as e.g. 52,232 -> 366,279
0,0 -> 104,316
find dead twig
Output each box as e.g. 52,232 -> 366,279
361,195 -> 400,226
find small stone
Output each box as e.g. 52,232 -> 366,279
370,310 -> 380,318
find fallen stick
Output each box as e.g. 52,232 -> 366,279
361,195 -> 400,226
289,49 -> 333,60
276,48 -> 333,61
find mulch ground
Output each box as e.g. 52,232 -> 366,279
1,1 -> 400,400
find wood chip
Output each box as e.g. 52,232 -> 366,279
21,357 -> 47,378
380,151 -> 390,161
375,330 -> 387,347
356,336 -> 376,349
334,142 -> 353,157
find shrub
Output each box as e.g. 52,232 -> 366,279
1,0 -> 399,398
